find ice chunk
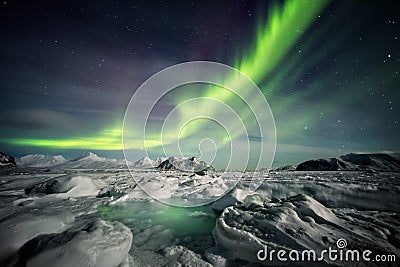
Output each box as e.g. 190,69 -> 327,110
14,219 -> 132,267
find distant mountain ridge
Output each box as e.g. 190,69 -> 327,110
132,155 -> 214,175
132,156 -> 166,168
70,152 -> 102,161
296,153 -> 400,171
272,164 -> 296,172
14,152 -> 215,171
11,151 -> 400,172
62,152 -> 129,169
15,152 -> 130,169
16,154 -> 67,167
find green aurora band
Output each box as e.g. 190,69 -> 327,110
3,0 -> 331,155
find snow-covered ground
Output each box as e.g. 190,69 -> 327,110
0,155 -> 399,266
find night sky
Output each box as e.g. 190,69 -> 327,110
0,0 -> 399,168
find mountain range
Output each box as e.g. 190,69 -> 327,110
2,151 -> 400,172
295,153 -> 400,171
13,152 -> 129,169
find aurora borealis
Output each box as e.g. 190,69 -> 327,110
0,0 -> 399,167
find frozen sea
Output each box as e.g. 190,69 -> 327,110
0,167 -> 399,266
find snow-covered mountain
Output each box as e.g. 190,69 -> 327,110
155,157 -> 167,165
272,164 -> 296,172
71,151 -> 101,161
62,152 -> 129,169
14,152 -> 216,172
0,152 -> 16,168
296,152 -> 400,171
16,154 -> 67,167
16,152 -> 130,169
132,156 -> 166,168
157,156 -> 214,175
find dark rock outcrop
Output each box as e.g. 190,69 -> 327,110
340,153 -> 400,170
295,153 -> 400,171
0,152 -> 16,168
296,158 -> 339,171
157,156 -> 214,175
25,176 -> 73,194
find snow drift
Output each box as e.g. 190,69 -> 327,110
213,193 -> 400,265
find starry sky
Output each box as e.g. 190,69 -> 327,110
0,0 -> 399,168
